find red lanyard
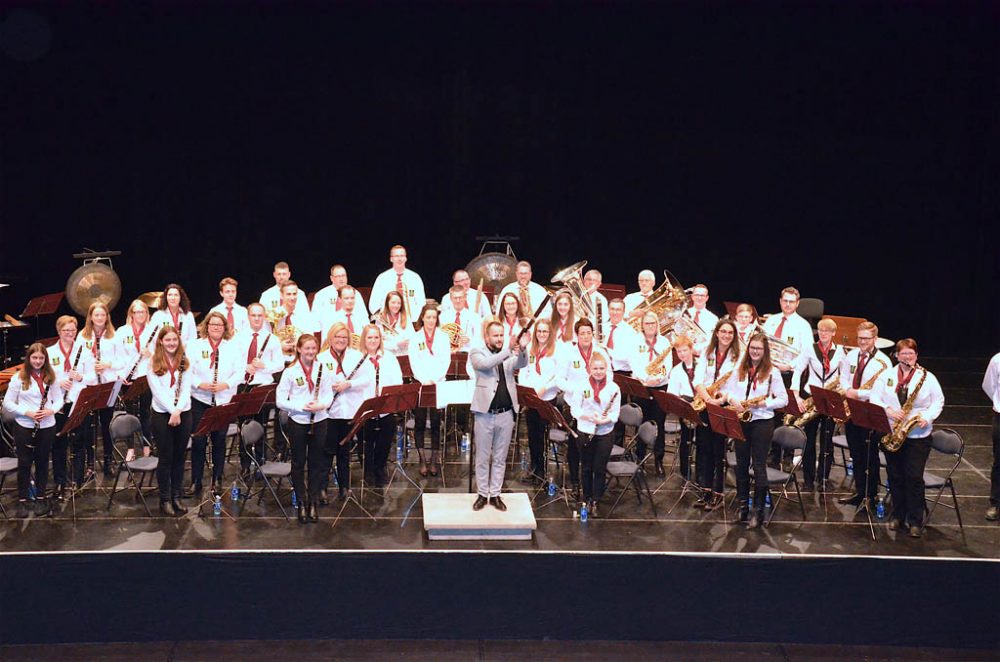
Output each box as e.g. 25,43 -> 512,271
589,376 -> 606,404
299,359 -> 315,391
133,324 -> 145,352
578,344 -> 592,366
424,329 -> 436,355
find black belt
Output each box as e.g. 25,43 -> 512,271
488,406 -> 512,415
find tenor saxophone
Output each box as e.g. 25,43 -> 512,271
692,370 -> 733,412
785,374 -> 843,427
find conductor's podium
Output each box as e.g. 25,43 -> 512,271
422,492 -> 536,541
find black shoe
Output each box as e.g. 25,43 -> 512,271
802,481 -> 815,492
491,496 -> 507,512
908,524 -> 922,538
654,461 -> 665,477
473,495 -> 488,511
297,502 -> 307,523
33,498 -> 52,517
838,494 -> 863,506
738,504 -> 749,523
570,483 -> 581,500
319,488 -> 329,505
212,479 -> 223,496
887,517 -> 902,531
308,503 -> 319,523
53,484 -> 66,501
986,506 -> 1000,522
103,459 -> 115,477
159,500 -> 177,517
171,498 -> 188,515
185,483 -> 203,497
693,496 -> 708,510
747,510 -> 763,529
589,500 -> 598,518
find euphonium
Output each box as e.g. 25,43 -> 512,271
673,314 -> 708,348
692,370 -> 733,412
551,260 -> 596,321
882,365 -> 928,453
627,269 -> 688,335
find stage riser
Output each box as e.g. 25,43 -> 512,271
3,553 -> 996,648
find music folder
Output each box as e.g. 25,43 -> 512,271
705,402 -> 745,442
192,402 -> 241,437
845,398 -> 892,435
810,386 -> 850,422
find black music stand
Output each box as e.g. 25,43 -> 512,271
60,381 -> 117,522
21,292 -> 64,339
844,396 -> 891,541
191,402 -> 241,520
705,403 -> 745,530
776,387 -> 804,422
517,384 -> 578,512
654,391 -> 704,508
369,383 -> 422,525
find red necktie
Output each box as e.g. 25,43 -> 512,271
396,274 -> 404,293
694,310 -> 700,326
455,311 -> 460,326
775,316 -> 787,339
647,341 -> 656,361
284,314 -> 291,326
348,318 -> 354,334
853,352 -> 869,389
608,324 -> 617,349
247,333 -> 258,363
336,298 -> 344,311
227,306 -> 235,328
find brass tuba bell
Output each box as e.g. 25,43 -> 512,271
550,260 -> 596,320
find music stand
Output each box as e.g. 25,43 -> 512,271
706,403 -> 745,529
653,392 -> 705,507
191,402 -> 241,520
844,396 -> 891,540
776,387 -> 804,421
376,383 -> 423,525
60,381 -> 117,522
21,292 -> 64,338
229,386 -> 279,502
614,373 -> 651,401
811,387 -> 850,424
517,385 -> 578,512
397,355 -> 413,380
444,352 -> 471,459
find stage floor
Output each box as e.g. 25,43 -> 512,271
1,357 -> 997,560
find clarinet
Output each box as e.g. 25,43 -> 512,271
63,346 -> 84,407
125,324 -> 160,383
94,336 -> 103,384
307,362 -> 324,435
600,391 -> 619,418
596,298 -> 604,345
209,349 -> 219,407
331,353 -> 368,404
173,360 -> 183,408
243,334 -> 272,385
31,382 -> 53,439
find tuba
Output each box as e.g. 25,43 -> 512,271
551,260 -> 596,321
628,269 -> 688,336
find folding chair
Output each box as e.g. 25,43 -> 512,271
922,427 -> 965,532
106,413 -> 159,516
760,425 -> 808,526
604,421 -> 658,517
237,420 -> 291,521
617,403 -> 643,459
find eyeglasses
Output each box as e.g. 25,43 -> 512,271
780,298 -> 798,304
857,335 -> 874,341
208,322 -> 226,328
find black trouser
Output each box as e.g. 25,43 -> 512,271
363,414 -> 396,484
15,424 -> 53,500
151,410 -> 191,500
289,418 -> 329,503
324,418 -> 354,493
802,415 -> 834,485
123,389 -> 153,446
52,404 -> 72,487
678,423 -> 695,480
736,418 -> 773,511
991,413 -> 1000,507
524,407 -> 549,478
559,404 -> 581,486
637,392 -> 666,463
846,421 -> 880,499
696,423 -> 725,494
190,399 -> 227,486
413,407 -> 442,451
74,407 -> 113,483
885,435 -> 932,526
580,431 -> 614,502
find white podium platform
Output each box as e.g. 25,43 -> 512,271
422,492 -> 537,541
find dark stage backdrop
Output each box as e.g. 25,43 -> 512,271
1,2 -> 998,355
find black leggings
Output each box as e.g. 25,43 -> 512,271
580,431 -> 614,502
75,407 -> 113,482
289,418 -> 329,503
525,407 -> 549,478
324,418 -> 354,493
52,404 -> 71,487
151,410 -> 191,500
189,399 -> 228,486
696,425 -> 726,494
413,407 -> 442,451
735,418 -> 774,509
15,424 -> 54,500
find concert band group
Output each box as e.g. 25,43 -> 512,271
4,244 -> 984,538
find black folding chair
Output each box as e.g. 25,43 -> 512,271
237,420 -> 290,521
106,413 -> 159,516
923,427 -> 965,532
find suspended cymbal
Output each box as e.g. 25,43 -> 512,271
465,252 -> 518,294
65,262 -> 121,316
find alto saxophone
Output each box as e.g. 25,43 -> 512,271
881,366 -> 928,453
736,394 -> 768,423
785,374 -> 843,427
645,346 -> 672,377
692,370 -> 733,412
842,358 -> 889,419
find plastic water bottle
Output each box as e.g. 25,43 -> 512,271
332,472 -> 339,487
876,497 -> 885,519
547,477 -> 556,497
765,493 -> 772,508
461,433 -> 470,454
580,502 -> 589,522
291,490 -> 298,508
520,452 -> 528,472
213,495 -> 222,516
846,460 -> 854,477
28,479 -> 36,500
396,435 -> 404,462
230,482 -> 240,502
749,495 -> 754,509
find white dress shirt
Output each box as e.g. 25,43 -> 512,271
210,302 -> 250,335
667,359 -> 700,400
567,379 -> 621,436
361,351 -> 404,417
276,359 -> 335,425
407,327 -> 451,385
982,352 -> 1000,414
317,307 -> 370,340
440,290 -> 492,320
370,268 -> 426,316
604,321 -> 639,372
721,366 -> 789,422
186,337 -> 243,406
312,284 -> 369,319
47,342 -> 86,404
518,350 -> 560,401
623,290 -> 654,315
761,311 -> 813,365
496,281 -> 549,317
147,364 -> 193,414
232,328 -> 285,386
839,348 -> 893,402
74,332 -> 124,388
628,335 -> 673,388
260,284 -> 312,316
790,342 -> 848,396
870,364 -> 945,439
555,342 -> 610,393
117,323 -> 160,380
3,373 -> 64,429
149,309 -> 197,346
319,347 -> 375,420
